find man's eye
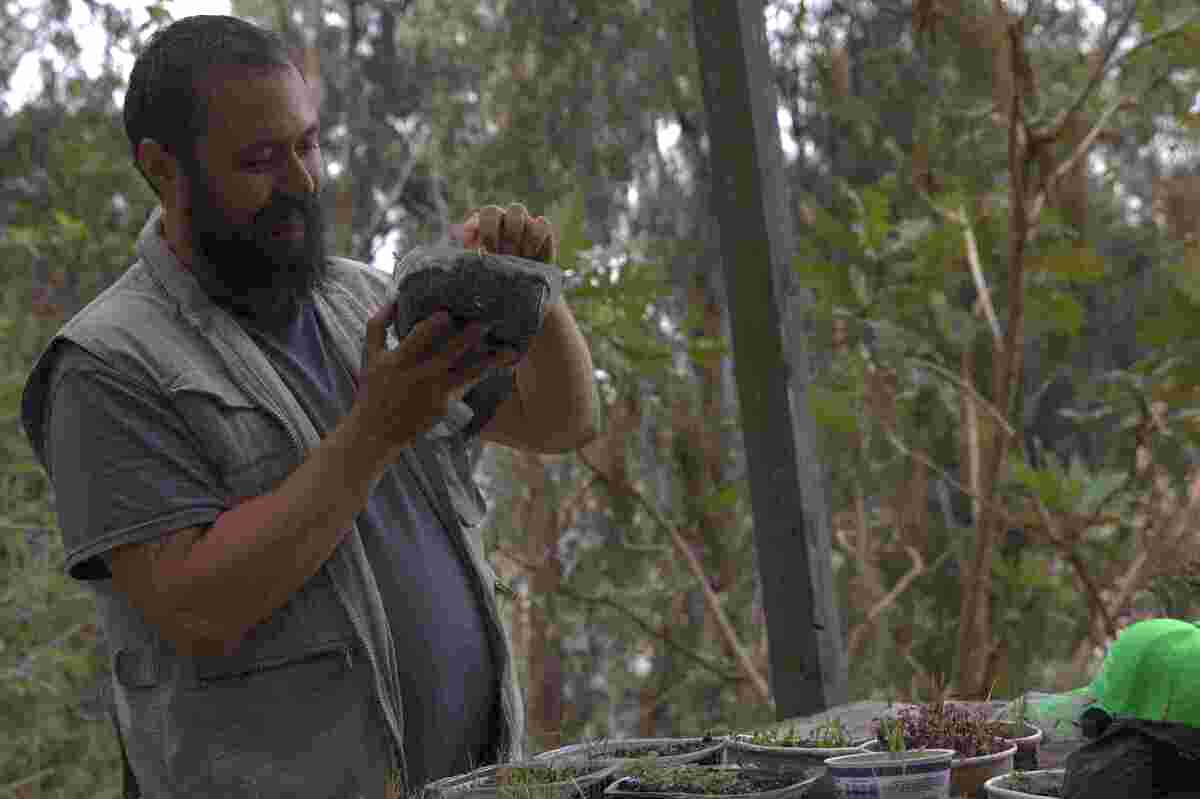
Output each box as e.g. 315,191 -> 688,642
243,154 -> 274,169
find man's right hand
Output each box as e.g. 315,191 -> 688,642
353,303 -> 520,458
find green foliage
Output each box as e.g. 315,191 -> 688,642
745,716 -> 853,748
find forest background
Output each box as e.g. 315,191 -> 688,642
4,0 -> 1200,796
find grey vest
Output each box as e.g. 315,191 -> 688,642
21,207 -> 525,798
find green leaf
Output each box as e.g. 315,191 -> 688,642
860,186 -> 892,253
1028,242 -> 1107,283
145,4 -> 172,23
794,258 -> 855,306
702,484 -> 742,516
808,384 -> 859,436
1027,289 -> 1084,338
1138,5 -> 1164,34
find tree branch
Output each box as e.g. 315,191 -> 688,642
1027,98 -> 1132,232
576,449 -> 773,706
918,200 -> 1003,348
904,357 -> 1017,440
1042,2 -> 1138,144
960,205 -> 1004,347
846,545 -> 925,657
1031,497 -> 1116,639
496,544 -> 742,683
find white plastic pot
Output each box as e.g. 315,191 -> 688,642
825,748 -> 955,798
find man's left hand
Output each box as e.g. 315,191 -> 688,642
458,203 -> 557,264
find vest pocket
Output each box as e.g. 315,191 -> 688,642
194,639 -> 354,687
167,369 -> 299,502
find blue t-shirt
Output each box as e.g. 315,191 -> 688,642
242,301 -> 500,788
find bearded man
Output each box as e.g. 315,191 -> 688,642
21,14 -> 598,798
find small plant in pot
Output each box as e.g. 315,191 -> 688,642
725,717 -> 870,774
867,701 -> 1017,798
534,735 -> 727,768
983,769 -> 1065,798
604,762 -> 820,799
992,696 -> 1044,771
825,721 -> 956,799
422,760 -> 621,799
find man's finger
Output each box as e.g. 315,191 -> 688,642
449,349 -> 522,392
438,321 -> 488,370
523,217 -> 555,263
395,311 -> 454,362
476,205 -> 504,253
535,216 -> 557,262
502,203 -> 530,256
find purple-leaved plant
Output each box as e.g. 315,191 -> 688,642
873,701 -> 1008,758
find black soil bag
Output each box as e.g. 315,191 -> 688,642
1062,716 -> 1200,798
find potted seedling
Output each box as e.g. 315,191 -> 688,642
604,762 -> 820,799
992,696 -> 1044,771
423,760 -> 622,799
725,717 -> 870,774
983,769 -> 1065,798
825,717 -> 955,798
865,702 -> 1017,797
534,734 -> 727,768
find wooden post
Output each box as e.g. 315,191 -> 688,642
690,1 -> 847,717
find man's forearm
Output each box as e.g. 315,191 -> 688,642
171,405 -> 397,654
514,301 -> 600,450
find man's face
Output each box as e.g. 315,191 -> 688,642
179,64 -> 328,332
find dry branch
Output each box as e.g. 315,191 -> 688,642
846,545 -> 925,656
1027,98 -> 1133,232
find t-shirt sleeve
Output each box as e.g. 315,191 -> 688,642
44,343 -> 230,581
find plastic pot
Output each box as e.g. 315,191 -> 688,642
982,769 -> 1064,798
825,748 -> 955,798
862,740 -> 1016,797
532,737 -> 727,768
995,723 -> 1043,771
604,765 -> 820,799
949,744 -> 1017,798
723,735 -> 872,774
422,761 -> 621,799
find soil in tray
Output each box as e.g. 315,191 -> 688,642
608,741 -> 715,758
615,770 -> 814,795
997,775 -> 1062,797
493,765 -> 602,786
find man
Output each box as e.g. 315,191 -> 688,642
19,14 -> 599,799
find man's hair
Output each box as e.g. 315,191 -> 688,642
123,15 -> 298,195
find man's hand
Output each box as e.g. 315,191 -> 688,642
354,306 -> 519,458
458,203 -> 557,263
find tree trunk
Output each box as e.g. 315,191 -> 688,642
519,452 -> 564,752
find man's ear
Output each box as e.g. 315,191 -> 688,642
136,138 -> 180,197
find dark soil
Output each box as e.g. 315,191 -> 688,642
608,741 -> 715,758
612,771 -> 813,796
997,774 -> 1063,797
490,765 -> 600,786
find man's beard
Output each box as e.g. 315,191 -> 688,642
181,160 -> 330,334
